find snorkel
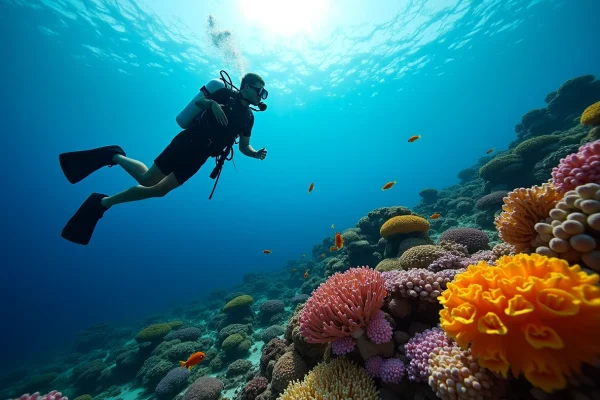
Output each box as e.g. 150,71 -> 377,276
219,70 -> 268,112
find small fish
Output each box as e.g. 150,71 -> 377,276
329,246 -> 337,251
308,182 -> 314,193
302,254 -> 306,257
304,270 -> 309,279
291,268 -> 296,273
382,181 -> 396,190
331,224 -> 335,229
179,352 -> 206,370
486,148 -> 494,154
335,232 -> 344,249
321,253 -> 325,258
408,135 -> 421,143
430,213 -> 441,219
263,249 -> 272,254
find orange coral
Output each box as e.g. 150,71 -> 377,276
380,215 -> 429,238
495,183 -> 563,252
580,101 -> 600,126
438,253 -> 600,393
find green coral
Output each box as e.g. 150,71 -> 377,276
167,320 -> 183,329
134,323 -> 172,343
221,333 -> 252,355
223,295 -> 254,312
478,154 -> 524,181
513,134 -> 559,158
73,396 -> 93,400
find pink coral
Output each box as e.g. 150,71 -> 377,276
299,266 -> 387,343
551,140 -> 600,193
405,327 -> 452,382
16,392 -> 67,400
366,310 -> 393,344
331,336 -> 356,355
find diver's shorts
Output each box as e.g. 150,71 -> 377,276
154,128 -> 212,185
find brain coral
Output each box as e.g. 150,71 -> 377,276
299,266 -> 386,343
581,101 -> 600,126
495,183 -> 563,253
551,140 -> 600,193
533,183 -> 600,271
223,295 -> 254,312
271,350 -> 308,393
380,215 -> 429,238
478,154 -> 524,181
438,253 -> 600,393
398,245 -> 446,269
513,135 -> 559,158
278,358 -> 379,400
374,258 -> 403,272
135,323 -> 171,343
438,228 -> 490,254
475,191 -> 509,211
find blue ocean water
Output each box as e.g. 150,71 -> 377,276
0,0 -> 597,372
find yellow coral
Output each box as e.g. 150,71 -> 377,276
278,358 -> 379,400
580,101 -> 600,126
495,183 -> 563,252
380,215 -> 429,238
438,253 -> 600,393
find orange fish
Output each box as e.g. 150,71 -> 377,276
382,181 -> 396,190
335,232 -> 344,249
486,148 -> 494,154
263,249 -> 272,254
179,352 -> 206,370
308,182 -> 314,193
430,213 -> 441,219
321,253 -> 325,258
329,246 -> 337,251
408,135 -> 421,142
304,270 -> 309,279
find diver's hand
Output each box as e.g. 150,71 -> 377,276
211,101 -> 228,126
255,148 -> 267,160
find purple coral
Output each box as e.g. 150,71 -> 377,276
331,336 -> 356,355
551,140 -> 600,193
366,310 -> 393,344
365,356 -> 384,378
240,376 -> 268,400
364,356 -> 405,383
404,327 -> 452,382
428,252 -> 464,272
155,367 -> 190,397
379,358 -> 405,383
475,191 -> 509,211
182,376 -> 224,400
439,228 -> 490,254
164,327 -> 201,342
381,269 -> 462,302
460,250 -> 496,268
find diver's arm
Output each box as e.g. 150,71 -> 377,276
194,97 -> 214,110
238,135 -> 259,158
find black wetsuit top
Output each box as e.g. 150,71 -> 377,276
154,88 -> 254,186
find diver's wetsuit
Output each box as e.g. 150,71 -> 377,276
154,87 -> 254,185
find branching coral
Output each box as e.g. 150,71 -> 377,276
405,327 -> 452,382
533,183 -> 600,271
438,253 -> 600,393
299,266 -> 386,343
278,358 -> 379,400
495,183 -> 563,253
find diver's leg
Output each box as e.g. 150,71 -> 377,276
100,173 -> 181,208
112,155 -> 166,187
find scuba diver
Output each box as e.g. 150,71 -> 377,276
59,71 -> 269,245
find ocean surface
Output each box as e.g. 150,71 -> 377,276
0,0 -> 598,376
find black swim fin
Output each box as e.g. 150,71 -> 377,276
62,193 -> 109,245
59,145 -> 126,184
